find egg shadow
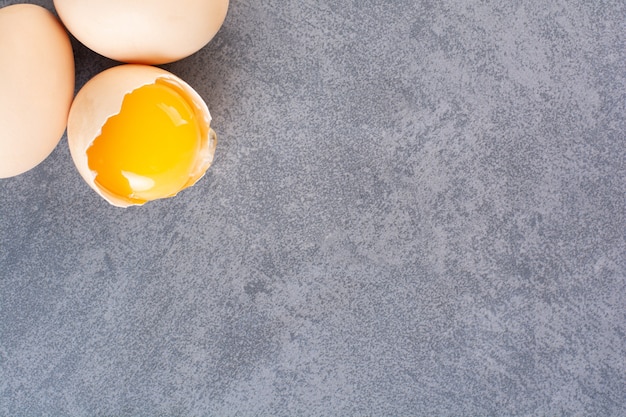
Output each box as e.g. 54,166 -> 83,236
160,14 -> 242,133
70,34 -> 119,94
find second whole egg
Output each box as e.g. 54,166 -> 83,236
53,0 -> 229,64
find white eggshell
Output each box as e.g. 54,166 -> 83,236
0,4 -> 74,178
67,64 -> 216,207
53,0 -> 229,64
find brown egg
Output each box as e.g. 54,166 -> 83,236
0,4 -> 74,178
53,0 -> 229,64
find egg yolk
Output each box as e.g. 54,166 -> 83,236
87,81 -> 202,204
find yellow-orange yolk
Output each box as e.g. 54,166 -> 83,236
87,81 -> 202,204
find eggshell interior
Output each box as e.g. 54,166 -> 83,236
67,65 -> 215,207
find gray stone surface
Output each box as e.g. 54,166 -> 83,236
1,0 -> 625,415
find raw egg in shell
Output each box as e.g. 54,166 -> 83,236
67,65 -> 216,207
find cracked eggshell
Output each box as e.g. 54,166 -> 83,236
67,64 -> 216,207
0,4 -> 74,178
53,0 -> 229,64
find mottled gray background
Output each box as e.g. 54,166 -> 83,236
1,0 -> 625,415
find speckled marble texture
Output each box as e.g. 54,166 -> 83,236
1,0 -> 625,415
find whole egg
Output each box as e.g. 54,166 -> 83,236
53,0 -> 229,64
0,4 -> 75,178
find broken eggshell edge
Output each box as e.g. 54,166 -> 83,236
67,64 -> 215,207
